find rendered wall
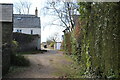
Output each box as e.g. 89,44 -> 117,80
54,43 -> 61,50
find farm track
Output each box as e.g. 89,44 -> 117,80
4,50 -> 74,78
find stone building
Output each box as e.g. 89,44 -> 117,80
0,3 -> 13,75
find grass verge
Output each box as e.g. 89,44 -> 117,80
52,54 -> 82,78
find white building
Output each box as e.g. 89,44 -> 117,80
54,42 -> 62,50
13,8 -> 41,49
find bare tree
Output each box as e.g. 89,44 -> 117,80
14,0 -> 32,14
43,0 -> 79,32
47,32 -> 60,43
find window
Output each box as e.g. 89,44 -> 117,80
17,30 -> 19,32
16,29 -> 22,33
17,18 -> 21,20
20,30 -> 22,33
31,30 -> 33,34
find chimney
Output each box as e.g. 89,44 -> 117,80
35,7 -> 38,17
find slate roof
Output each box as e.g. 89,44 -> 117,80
13,14 -> 40,28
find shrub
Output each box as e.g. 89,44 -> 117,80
12,40 -> 19,53
50,42 -> 54,47
10,53 -> 30,66
64,32 -> 72,55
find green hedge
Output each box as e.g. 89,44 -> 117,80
64,32 -> 72,55
63,2 -> 120,78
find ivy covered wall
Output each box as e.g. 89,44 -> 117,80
63,2 -> 120,78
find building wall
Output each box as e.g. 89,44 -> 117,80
0,22 -> 2,79
54,42 -> 61,50
13,28 -> 41,35
0,4 -> 13,22
2,22 -> 13,75
0,3 -> 13,75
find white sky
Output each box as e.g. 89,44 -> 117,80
0,0 -> 65,42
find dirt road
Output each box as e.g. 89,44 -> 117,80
4,50 -> 75,78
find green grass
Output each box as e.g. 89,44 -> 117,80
7,53 -> 31,76
52,54 -> 83,78
59,49 -> 64,51
8,66 -> 27,74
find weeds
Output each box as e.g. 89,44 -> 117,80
11,53 -> 30,66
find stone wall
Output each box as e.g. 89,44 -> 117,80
0,3 -> 13,75
2,22 -> 13,75
13,32 -> 40,52
0,21 -> 2,79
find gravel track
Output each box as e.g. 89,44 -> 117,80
4,50 -> 73,78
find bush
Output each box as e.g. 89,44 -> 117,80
11,40 -> 30,67
12,40 -> 19,53
50,42 -> 54,47
11,53 -> 30,66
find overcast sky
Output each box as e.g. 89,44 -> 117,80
0,0 -> 65,42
